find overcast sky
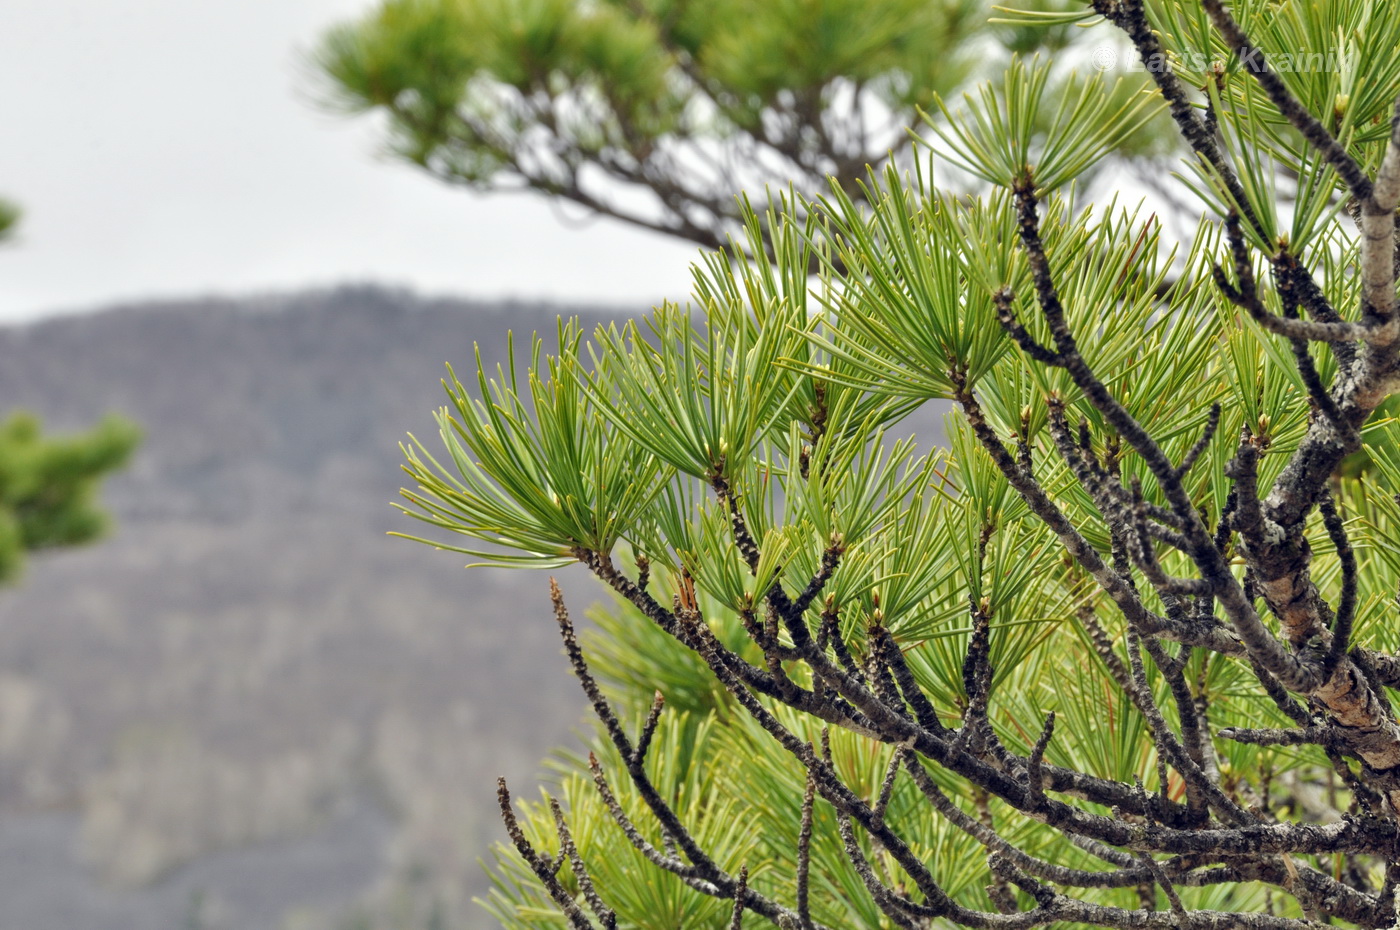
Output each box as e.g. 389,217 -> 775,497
0,0 -> 701,323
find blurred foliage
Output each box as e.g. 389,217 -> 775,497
0,202 -> 140,584
0,412 -> 140,584
0,199 -> 18,242
312,0 -> 1172,252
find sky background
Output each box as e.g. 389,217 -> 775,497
0,0 -> 701,323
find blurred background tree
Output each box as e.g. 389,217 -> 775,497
0,200 -> 139,584
0,199 -> 20,242
0,410 -> 141,584
311,0 -> 1164,256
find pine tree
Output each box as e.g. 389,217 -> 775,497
0,205 -> 139,583
398,0 -> 1400,927
0,199 -> 20,242
311,0 -> 1159,257
0,411 -> 140,583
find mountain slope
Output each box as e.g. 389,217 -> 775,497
0,287 -> 615,929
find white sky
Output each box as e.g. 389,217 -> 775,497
0,0 -> 701,322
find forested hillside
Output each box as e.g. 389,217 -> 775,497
0,287 -> 603,930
